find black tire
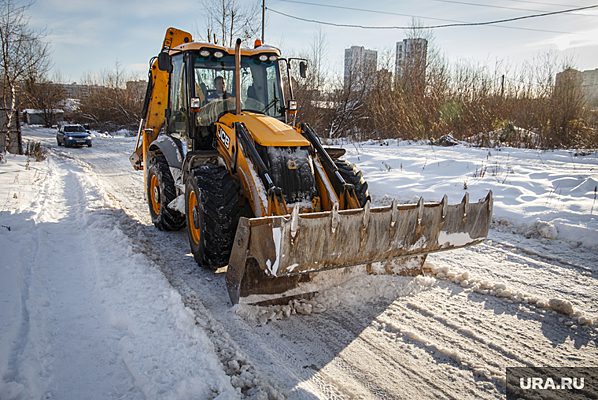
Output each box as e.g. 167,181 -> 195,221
88,143 -> 92,147
147,153 -> 185,231
185,164 -> 242,270
57,139 -> 62,146
335,159 -> 370,207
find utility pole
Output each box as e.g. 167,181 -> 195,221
500,74 -> 505,97
261,0 -> 266,43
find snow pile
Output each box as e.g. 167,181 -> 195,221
182,295 -> 283,399
233,298 -> 327,325
89,130 -> 113,139
466,125 -> 541,148
112,128 -> 133,137
425,263 -> 596,327
0,153 -> 45,214
234,265 -> 437,324
527,220 -> 558,240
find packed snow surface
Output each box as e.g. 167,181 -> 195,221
1,126 -> 596,400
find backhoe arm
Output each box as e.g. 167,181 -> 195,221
129,27 -> 192,171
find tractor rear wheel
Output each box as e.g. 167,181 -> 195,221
146,153 -> 185,231
185,164 -> 242,270
335,159 -> 370,207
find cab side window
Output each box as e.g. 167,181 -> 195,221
168,54 -> 188,136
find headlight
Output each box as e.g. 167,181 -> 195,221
258,54 -> 268,62
269,55 -> 277,62
213,51 -> 224,58
199,50 -> 210,57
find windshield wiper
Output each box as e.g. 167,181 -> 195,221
261,97 -> 279,114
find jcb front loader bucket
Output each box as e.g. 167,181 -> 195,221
226,192 -> 493,305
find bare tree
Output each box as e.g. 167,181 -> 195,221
293,30 -> 332,134
74,63 -> 144,132
0,0 -> 49,154
200,0 -> 260,47
22,72 -> 66,127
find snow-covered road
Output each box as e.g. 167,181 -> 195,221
0,153 -> 245,399
1,127 -> 596,399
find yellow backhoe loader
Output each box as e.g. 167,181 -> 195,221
130,27 -> 493,305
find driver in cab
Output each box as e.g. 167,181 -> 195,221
207,76 -> 227,102
197,75 -> 233,126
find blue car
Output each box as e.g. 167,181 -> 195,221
57,124 -> 92,147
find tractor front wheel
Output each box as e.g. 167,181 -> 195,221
185,164 -> 242,270
146,153 -> 185,231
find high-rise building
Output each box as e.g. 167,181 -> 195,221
395,38 -> 428,88
344,46 -> 378,90
556,68 -> 598,106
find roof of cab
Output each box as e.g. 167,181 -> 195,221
170,42 -> 281,57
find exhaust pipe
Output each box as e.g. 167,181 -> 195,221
234,38 -> 241,115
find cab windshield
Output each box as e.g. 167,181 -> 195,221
193,54 -> 283,125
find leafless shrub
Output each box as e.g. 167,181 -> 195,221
24,139 -> 46,161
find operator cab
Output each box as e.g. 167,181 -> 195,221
163,41 -> 305,151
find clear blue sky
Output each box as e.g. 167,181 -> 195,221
28,0 -> 598,83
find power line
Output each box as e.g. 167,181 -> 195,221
505,0 -> 591,8
268,1 -> 570,33
430,0 -> 598,16
267,1 -> 598,32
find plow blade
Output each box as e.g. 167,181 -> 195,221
226,192 -> 493,305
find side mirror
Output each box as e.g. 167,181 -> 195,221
190,97 -> 201,110
157,51 -> 172,72
299,61 -> 307,79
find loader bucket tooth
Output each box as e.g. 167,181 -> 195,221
440,195 -> 448,219
225,192 -> 493,305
